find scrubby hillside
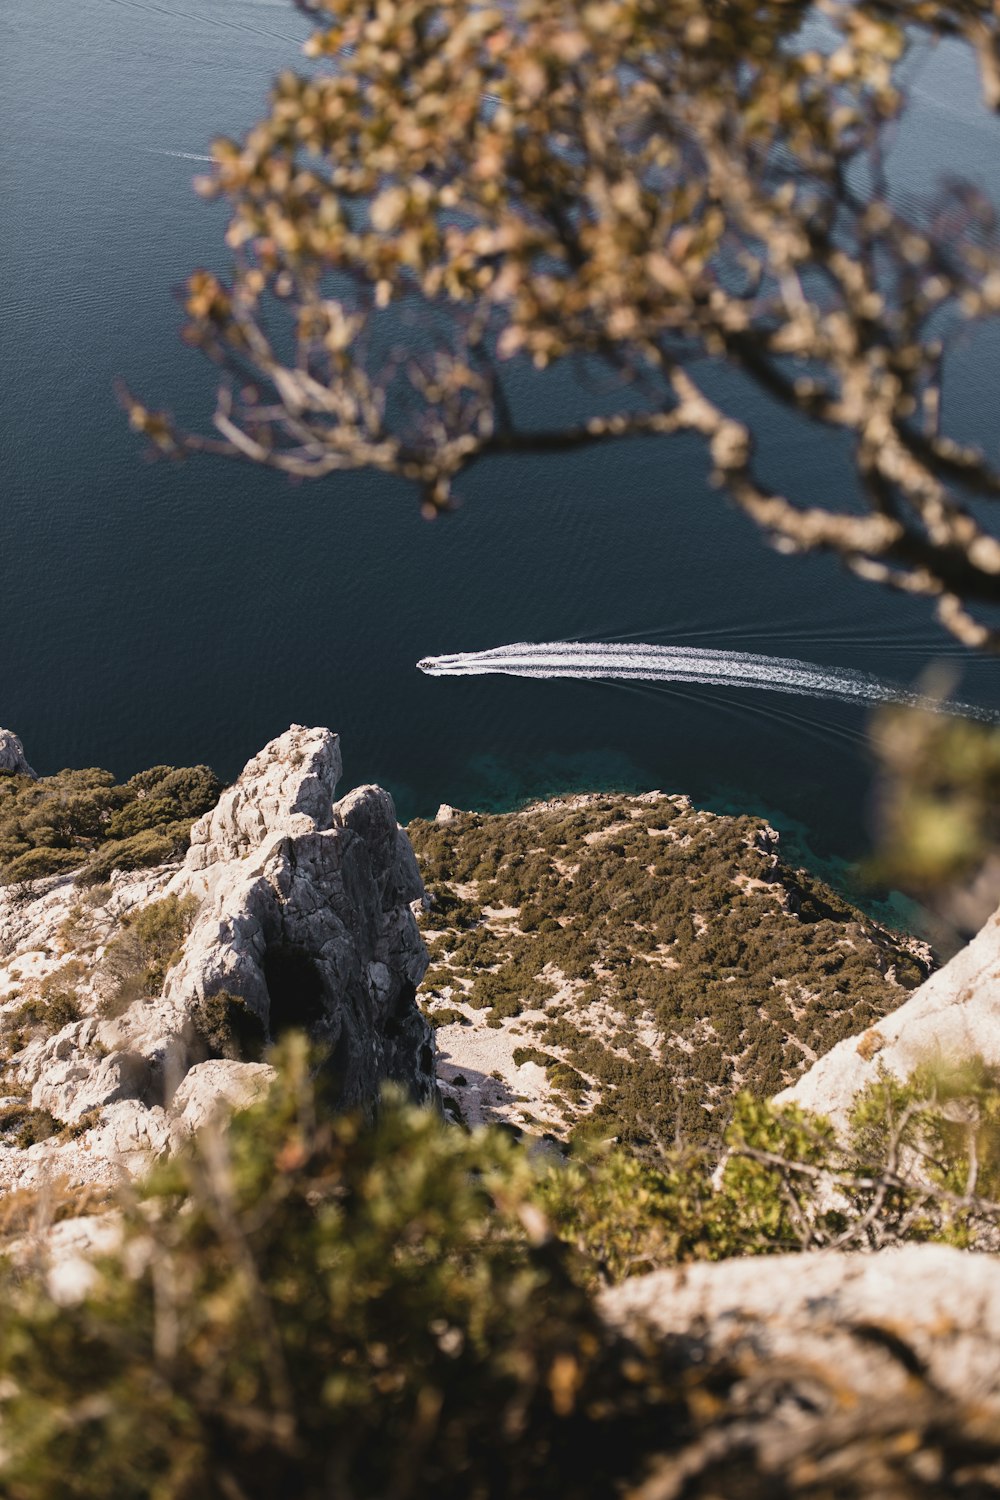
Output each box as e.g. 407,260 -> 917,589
3,737 -> 1000,1498
410,794 -> 932,1143
0,760 -> 222,886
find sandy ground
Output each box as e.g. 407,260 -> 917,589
433,999 -> 569,1132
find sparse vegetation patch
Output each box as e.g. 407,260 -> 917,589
99,894 -> 199,1020
410,796 -> 931,1145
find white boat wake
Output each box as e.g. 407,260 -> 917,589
142,148 -> 215,162
417,642 -> 999,723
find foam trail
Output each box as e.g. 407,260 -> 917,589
417,641 -> 1000,723
143,148 -> 215,162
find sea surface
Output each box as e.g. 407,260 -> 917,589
3,0 -> 1000,886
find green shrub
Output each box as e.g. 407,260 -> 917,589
1,961 -> 86,1043
841,1057 -> 1000,1247
0,761 -> 222,888
0,847 -> 88,885
539,1077 -> 1000,1282
99,894 -> 198,1019
0,1104 -> 59,1148
0,1040 -> 647,1500
8,992 -> 80,1037
60,1107 -> 104,1141
422,1006 -> 469,1029
513,1047 -> 555,1069
547,1063 -> 589,1097
191,989 -> 267,1062
0,1047 -> 998,1497
80,823 -> 195,885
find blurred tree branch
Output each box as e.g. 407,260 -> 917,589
124,0 -> 1000,648
869,701 -> 1000,938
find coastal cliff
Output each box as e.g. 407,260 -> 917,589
0,726 -> 434,1188
0,727 -> 944,1182
4,726 -> 1000,1497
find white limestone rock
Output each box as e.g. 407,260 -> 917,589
30,1043 -> 151,1124
170,1059 -> 276,1135
600,1244 -> 1000,1435
185,724 -> 342,873
0,725 -> 435,1189
0,728 -> 36,779
85,1099 -> 173,1172
779,903 -> 1000,1127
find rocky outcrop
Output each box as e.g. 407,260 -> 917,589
170,1059 -> 277,1137
0,729 -> 35,779
147,725 -> 434,1113
779,902 -> 1000,1127
0,726 -> 435,1188
600,1244 -> 1000,1490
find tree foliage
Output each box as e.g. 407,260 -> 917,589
127,0 -> 1000,647
5,1044 -> 1000,1497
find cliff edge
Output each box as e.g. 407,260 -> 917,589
779,901 -> 1000,1125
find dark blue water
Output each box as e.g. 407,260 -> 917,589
3,0 -> 1000,875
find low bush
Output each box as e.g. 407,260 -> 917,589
99,894 -> 198,1019
9,992 -> 80,1037
513,1047 -> 555,1069
422,1006 -> 469,1029
191,989 -> 267,1062
1,961 -> 87,1048
0,762 -> 222,887
2,1046 -> 999,1498
547,1063 -> 589,1097
80,824 -> 194,885
0,1104 -> 59,1148
0,1042 -> 634,1500
0,847 -> 88,885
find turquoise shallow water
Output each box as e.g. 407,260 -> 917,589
3,0 -> 1000,875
